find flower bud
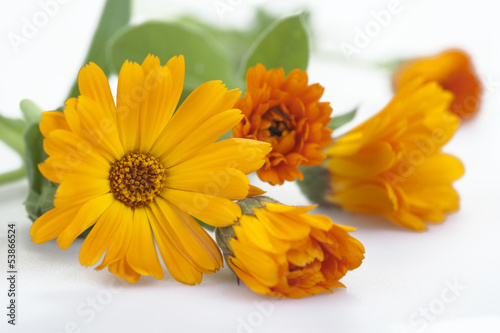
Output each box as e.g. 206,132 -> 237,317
216,196 -> 364,298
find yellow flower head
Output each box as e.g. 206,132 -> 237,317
392,49 -> 482,119
216,196 -> 365,298
30,54 -> 271,283
325,79 -> 464,230
232,64 -> 333,186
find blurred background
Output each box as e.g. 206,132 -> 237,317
0,0 -> 499,332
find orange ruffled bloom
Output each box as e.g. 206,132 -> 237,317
216,197 -> 364,298
233,64 -> 333,185
326,79 -> 464,230
393,49 -> 482,119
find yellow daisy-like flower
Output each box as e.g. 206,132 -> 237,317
324,79 -> 464,230
216,196 -> 365,298
30,54 -> 271,283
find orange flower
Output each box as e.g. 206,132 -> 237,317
216,196 -> 365,298
322,79 -> 464,230
393,49 -> 482,119
233,64 -> 333,185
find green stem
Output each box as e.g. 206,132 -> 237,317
0,167 -> 27,185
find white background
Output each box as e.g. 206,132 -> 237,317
1,0 -> 500,332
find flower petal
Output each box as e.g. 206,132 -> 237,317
79,200 -> 126,267
150,80 -> 240,159
126,208 -> 164,279
57,193 -> 115,249
147,207 -> 203,285
115,61 -> 145,152
150,197 -> 222,274
30,205 -> 81,244
161,188 -> 241,227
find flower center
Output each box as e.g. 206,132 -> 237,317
109,152 -> 166,207
260,107 -> 294,139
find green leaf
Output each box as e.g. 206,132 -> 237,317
23,122 -> 57,221
178,9 -> 277,63
194,217 -> 215,232
216,130 -> 233,142
242,13 -> 310,76
0,167 -> 26,185
20,99 -> 42,125
67,0 -> 131,99
297,166 -> 332,206
328,108 -> 358,130
108,21 -> 235,92
0,114 -> 26,155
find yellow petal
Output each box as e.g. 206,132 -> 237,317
327,141 -> 396,177
54,174 -> 110,208
79,201 -> 126,266
57,193 -> 115,249
138,56 -> 185,153
138,65 -> 174,152
69,95 -> 124,161
229,239 -> 280,287
40,111 -> 70,137
77,62 -> 117,123
96,206 -> 134,269
247,185 -> 266,197
43,129 -> 110,172
150,80 -> 240,158
228,257 -> 272,295
126,208 -> 164,279
150,197 -> 222,273
234,215 -> 290,254
407,153 -> 464,184
115,60 -> 144,152
147,207 -> 203,285
107,257 -> 141,283
329,183 -> 397,215
140,54 -> 161,74
164,165 -> 250,200
254,208 -> 311,241
162,109 -> 243,166
30,205 -> 81,244
388,209 -> 427,231
161,188 -> 240,227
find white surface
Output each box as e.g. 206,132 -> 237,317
1,0 -> 500,332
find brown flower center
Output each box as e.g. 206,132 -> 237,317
260,107 -> 294,139
109,152 -> 166,207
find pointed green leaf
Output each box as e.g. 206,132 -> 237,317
20,99 -> 42,125
67,0 -> 131,98
194,217 -> 215,232
0,114 -> 26,155
328,108 -> 358,130
108,21 -> 235,92
23,122 -> 57,221
242,13 -> 309,76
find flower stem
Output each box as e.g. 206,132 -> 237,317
0,167 -> 26,185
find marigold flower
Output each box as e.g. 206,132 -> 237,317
216,196 -> 364,298
232,64 -> 333,185
309,79 -> 464,231
30,54 -> 271,283
392,49 -> 482,119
